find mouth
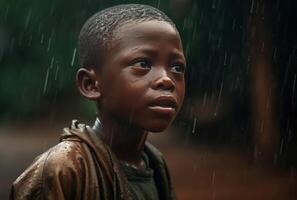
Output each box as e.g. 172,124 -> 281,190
148,96 -> 178,116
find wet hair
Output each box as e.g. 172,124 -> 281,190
78,4 -> 176,69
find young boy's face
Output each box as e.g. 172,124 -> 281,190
98,20 -> 186,132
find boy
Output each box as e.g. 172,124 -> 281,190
10,4 -> 186,200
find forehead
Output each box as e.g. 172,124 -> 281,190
111,20 -> 183,53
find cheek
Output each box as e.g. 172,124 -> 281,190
176,79 -> 185,104
104,78 -> 148,108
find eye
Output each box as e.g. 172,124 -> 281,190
170,63 -> 186,73
131,59 -> 152,70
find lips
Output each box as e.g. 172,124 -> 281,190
148,96 -> 178,115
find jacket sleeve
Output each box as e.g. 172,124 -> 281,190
10,141 -> 87,200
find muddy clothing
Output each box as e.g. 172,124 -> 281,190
10,120 -> 176,200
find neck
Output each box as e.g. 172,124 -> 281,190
96,115 -> 148,168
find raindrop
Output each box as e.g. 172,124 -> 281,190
232,18 -> 236,31
54,64 -> 59,81
47,37 -> 52,52
49,56 -> 54,69
212,171 -> 216,185
185,44 -> 190,59
281,54 -> 293,96
4,5 -> 9,21
255,0 -> 260,14
40,33 -> 44,44
25,9 -> 32,29
215,79 -> 224,116
182,18 -> 187,31
250,0 -> 255,14
223,52 -> 228,66
261,3 -> 265,19
199,12 -> 204,25
229,55 -> 234,68
288,128 -> 292,142
203,92 -> 207,107
212,0 -> 217,9
265,94 -> 270,111
50,4 -> 56,16
43,68 -> 50,94
279,138 -> 284,155
192,24 -> 197,41
273,47 -> 278,61
71,48 -> 77,66
192,117 -> 197,134
156,0 -> 160,8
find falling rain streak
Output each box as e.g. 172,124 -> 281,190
47,37 -> 52,51
43,68 -> 50,94
192,117 -> 197,134
71,48 -> 77,66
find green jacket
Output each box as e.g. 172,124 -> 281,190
10,120 -> 176,200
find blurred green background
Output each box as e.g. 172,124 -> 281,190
0,0 -> 247,120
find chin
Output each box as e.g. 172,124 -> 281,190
144,120 -> 173,133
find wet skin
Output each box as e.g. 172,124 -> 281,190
79,20 -> 186,168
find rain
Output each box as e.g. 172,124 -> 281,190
0,0 -> 297,199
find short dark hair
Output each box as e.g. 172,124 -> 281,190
78,4 -> 176,69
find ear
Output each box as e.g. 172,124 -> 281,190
76,68 -> 101,100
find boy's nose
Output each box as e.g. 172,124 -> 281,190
151,69 -> 175,91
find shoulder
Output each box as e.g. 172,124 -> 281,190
43,140 -> 86,171
11,140 -> 88,199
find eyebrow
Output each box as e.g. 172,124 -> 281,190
130,47 -> 186,62
169,50 -> 186,62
